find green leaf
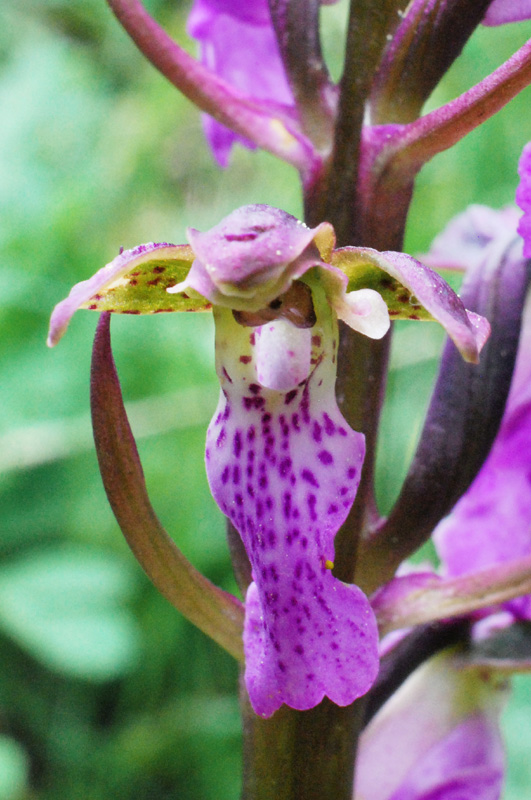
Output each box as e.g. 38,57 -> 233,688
0,736 -> 29,800
0,547 -> 141,680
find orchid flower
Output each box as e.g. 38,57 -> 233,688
48,204 -> 489,717
517,142 -> 531,256
187,0 -> 294,166
484,0 -> 531,25
355,650 -> 508,800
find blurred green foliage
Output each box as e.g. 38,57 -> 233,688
2,0 -> 531,797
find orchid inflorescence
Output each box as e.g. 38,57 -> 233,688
50,1 -> 531,798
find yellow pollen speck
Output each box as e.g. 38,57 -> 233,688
325,559 -> 334,570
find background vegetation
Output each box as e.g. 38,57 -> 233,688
2,1 -> 531,797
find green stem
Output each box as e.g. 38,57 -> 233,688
241,689 -> 366,800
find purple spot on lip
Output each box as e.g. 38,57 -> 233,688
284,389 -> 298,405
283,492 -> 292,519
243,396 -> 266,410
279,458 -> 292,478
301,469 -> 319,488
300,393 -> 310,424
222,367 -> 233,383
323,414 -> 335,436
347,467 -> 357,479
318,450 -> 333,465
307,494 -> 318,521
221,465 -> 230,485
233,431 -> 243,458
312,422 -> 322,443
248,383 -> 261,395
216,428 -> 226,447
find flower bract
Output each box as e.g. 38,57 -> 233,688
427,202 -> 531,621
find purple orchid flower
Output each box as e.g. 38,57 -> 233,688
517,142 -> 531,256
187,0 -> 294,166
48,204 -> 489,717
426,185 -> 531,621
484,0 -> 531,25
355,651 -> 507,800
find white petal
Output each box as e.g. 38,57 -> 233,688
255,319 -> 312,391
335,288 -> 390,339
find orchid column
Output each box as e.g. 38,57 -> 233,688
50,1 -> 531,799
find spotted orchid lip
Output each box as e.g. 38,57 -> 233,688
205,277 -> 380,716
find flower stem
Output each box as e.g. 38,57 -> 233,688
321,0 -> 404,242
240,692 -> 366,800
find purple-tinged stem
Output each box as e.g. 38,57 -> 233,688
90,313 -> 244,661
374,554 -> 531,636
106,0 -> 317,177
333,326 -> 391,584
268,0 -> 336,151
308,0 -> 403,237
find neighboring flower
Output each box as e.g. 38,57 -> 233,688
354,651 -> 507,800
427,199 -> 531,621
188,0 -> 294,166
483,0 -> 531,25
516,142 -> 531,256
48,204 -> 488,717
